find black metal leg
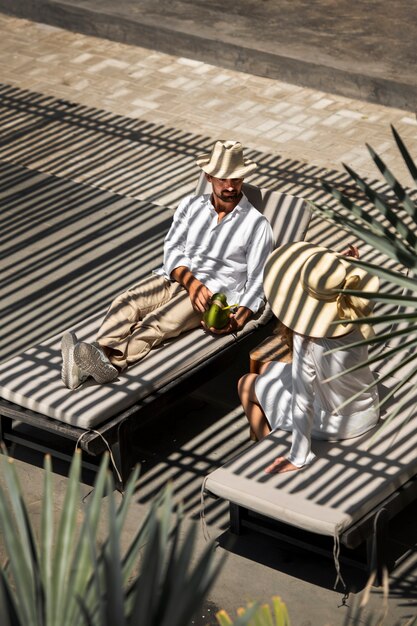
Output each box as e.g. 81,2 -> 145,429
230,502 -> 243,534
367,508 -> 389,585
111,419 -> 136,493
0,415 -> 13,445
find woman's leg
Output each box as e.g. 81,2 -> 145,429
238,373 -> 271,441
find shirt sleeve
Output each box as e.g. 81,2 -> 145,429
238,218 -> 274,312
162,196 -> 194,278
287,335 -> 317,467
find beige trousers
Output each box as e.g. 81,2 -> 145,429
96,274 -> 201,369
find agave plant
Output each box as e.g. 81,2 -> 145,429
0,449 -> 222,626
311,126 -> 417,429
216,596 -> 291,626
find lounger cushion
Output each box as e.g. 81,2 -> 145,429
204,377 -> 417,537
0,308 -> 270,430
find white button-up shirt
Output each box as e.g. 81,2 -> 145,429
156,193 -> 274,312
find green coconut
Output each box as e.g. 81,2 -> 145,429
203,293 -> 235,329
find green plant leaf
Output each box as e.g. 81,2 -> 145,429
0,568 -> 21,626
391,125 -> 417,187
366,142 -> 417,224
312,203 -> 417,269
216,604 -> 260,626
0,456 -> 37,625
344,161 -> 417,250
216,610 -> 233,626
367,381 -> 417,444
102,476 -> 126,626
320,185 -> 400,241
377,363 -> 417,410
340,257 -> 416,291
272,596 -> 291,626
40,454 -> 53,626
63,453 -> 110,626
160,538 -> 224,626
127,505 -> 164,626
50,450 -> 82,624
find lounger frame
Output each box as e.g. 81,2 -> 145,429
225,473 -> 417,584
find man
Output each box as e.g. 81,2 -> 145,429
61,140 -> 274,389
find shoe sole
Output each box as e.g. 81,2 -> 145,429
74,342 -> 118,384
61,331 -> 82,390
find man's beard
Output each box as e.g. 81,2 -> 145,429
215,190 -> 241,203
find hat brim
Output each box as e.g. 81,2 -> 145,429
195,153 -> 257,179
263,242 -> 380,338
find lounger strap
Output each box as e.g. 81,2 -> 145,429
333,531 -> 346,591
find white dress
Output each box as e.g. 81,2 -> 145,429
254,330 -> 380,467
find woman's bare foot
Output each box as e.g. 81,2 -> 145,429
264,456 -> 301,474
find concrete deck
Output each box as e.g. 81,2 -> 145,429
1,9 -> 417,625
1,0 -> 416,111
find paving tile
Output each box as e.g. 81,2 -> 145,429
0,12 -> 416,192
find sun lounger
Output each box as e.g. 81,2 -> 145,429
202,360 -> 417,584
0,177 -> 312,488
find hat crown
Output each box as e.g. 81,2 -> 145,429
207,140 -> 245,177
196,139 -> 257,178
301,251 -> 346,302
263,241 -> 379,338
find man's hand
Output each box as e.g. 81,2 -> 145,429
188,278 -> 212,313
201,306 -> 252,335
170,266 -> 212,313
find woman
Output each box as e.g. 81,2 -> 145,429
238,241 -> 380,475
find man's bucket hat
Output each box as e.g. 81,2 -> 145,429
196,140 -> 257,179
263,241 -> 380,338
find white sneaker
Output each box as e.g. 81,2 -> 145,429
74,342 -> 119,384
61,331 -> 89,390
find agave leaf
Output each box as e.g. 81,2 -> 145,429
160,537 -> 225,626
216,604 -> 260,626
82,515 -> 105,626
258,604 -> 274,626
333,353 -> 417,414
377,363 -> 417,411
165,520 -> 197,600
50,450 -> 82,624
340,257 -> 417,292
312,204 -> 417,269
367,381 -> 417,444
0,568 -> 21,626
343,161 -> 417,250
0,457 -> 37,625
391,125 -> 417,188
115,463 -> 140,536
124,483 -> 174,605
341,289 -> 417,307
323,334 -> 417,383
157,521 -> 197,626
216,610 -> 233,626
320,185 -> 399,240
272,596 -> 291,626
102,478 -> 126,626
127,508 -> 164,626
121,494 -> 161,589
339,312 -> 417,325
41,455 -> 53,626
130,483 -> 175,626
324,326 -> 417,359
366,143 -> 417,224
63,454 -> 110,626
